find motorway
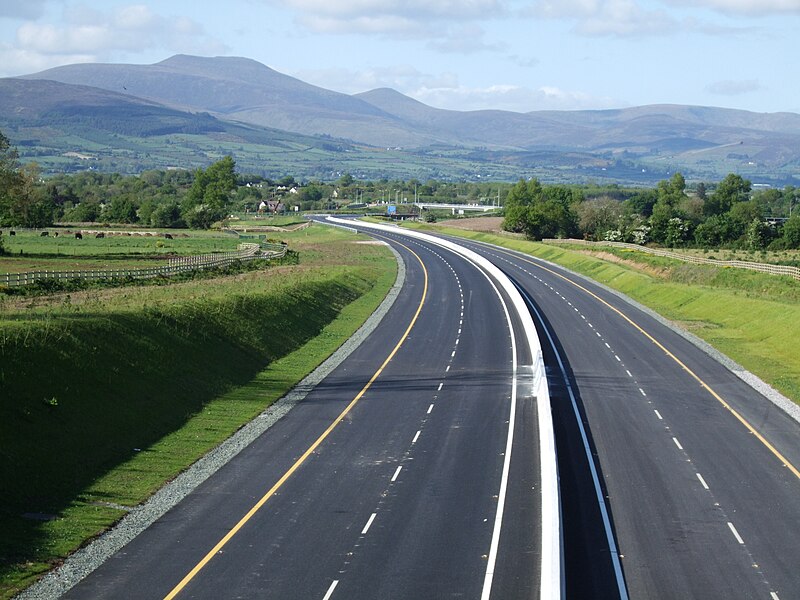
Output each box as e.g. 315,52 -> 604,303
53,219 -> 800,599
437,230 -> 800,599
62,223 -> 554,599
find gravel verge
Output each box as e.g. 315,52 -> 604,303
17,243 -> 405,600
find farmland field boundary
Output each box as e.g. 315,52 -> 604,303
0,242 -> 287,287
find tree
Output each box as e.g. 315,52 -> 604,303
781,215 -> 800,249
181,156 -> 237,229
104,195 -> 138,224
502,179 -> 577,240
704,173 -> 751,217
745,218 -> 774,251
575,196 -> 624,240
0,130 -> 22,225
648,173 -> 688,244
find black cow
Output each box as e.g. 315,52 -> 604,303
75,232 -> 83,240
95,233 -> 105,239
164,233 -> 173,240
40,231 -> 49,237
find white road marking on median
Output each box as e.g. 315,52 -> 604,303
626,370 -> 632,378
654,409 -> 663,420
438,383 -> 443,391
615,355 -> 621,362
696,473 -> 709,490
427,404 -> 434,414
771,592 -> 781,600
322,580 -> 339,600
446,365 -> 450,372
728,522 -> 745,544
605,342 -> 611,349
639,388 -> 647,397
391,466 -> 402,482
412,430 -> 421,444
361,513 -> 377,535
451,350 -> 456,357
673,437 -> 684,451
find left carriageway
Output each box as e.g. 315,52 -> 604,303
49,218 -> 561,600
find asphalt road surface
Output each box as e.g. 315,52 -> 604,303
447,233 -> 800,600
63,225 -> 552,599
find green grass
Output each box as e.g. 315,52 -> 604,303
0,224 -> 396,598
407,221 -> 800,405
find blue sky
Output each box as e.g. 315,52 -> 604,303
1,0 -> 798,114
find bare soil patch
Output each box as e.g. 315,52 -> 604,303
437,216 -> 506,233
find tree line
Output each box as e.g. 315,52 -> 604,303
502,172 -> 800,251
2,129 -> 799,250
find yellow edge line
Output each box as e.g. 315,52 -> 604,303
163,239 -> 428,600
490,244 -> 800,482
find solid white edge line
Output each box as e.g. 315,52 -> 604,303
328,217 -> 562,600
361,513 -> 377,535
727,521 -> 744,544
322,580 -> 339,600
391,466 -> 402,482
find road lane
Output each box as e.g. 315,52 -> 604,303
452,237 -> 800,599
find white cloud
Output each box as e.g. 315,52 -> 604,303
414,82 -> 622,112
271,0 -> 506,39
706,79 -> 763,95
663,0 -> 800,16
527,0 -> 676,37
428,24 -> 506,53
0,4 -> 226,76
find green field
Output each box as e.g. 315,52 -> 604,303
409,222 -> 800,404
0,228 -> 242,272
0,223 -> 397,598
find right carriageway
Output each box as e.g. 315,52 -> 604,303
444,236 -> 800,600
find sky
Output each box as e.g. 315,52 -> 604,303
0,0 -> 798,114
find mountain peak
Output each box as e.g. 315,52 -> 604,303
154,54 -> 279,81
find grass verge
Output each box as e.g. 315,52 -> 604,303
407,222 -> 800,405
0,226 -> 396,598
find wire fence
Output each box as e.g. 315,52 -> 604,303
1,242 -> 288,288
542,239 -> 800,281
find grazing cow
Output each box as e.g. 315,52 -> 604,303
53,232 -> 59,237
40,231 -> 49,237
164,233 -> 173,240
9,231 -> 15,236
95,232 -> 105,238
75,232 -> 83,240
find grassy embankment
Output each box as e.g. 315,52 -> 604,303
0,223 -> 396,598
408,222 -> 800,404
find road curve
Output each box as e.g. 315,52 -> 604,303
51,223 -> 557,599
441,233 -> 800,600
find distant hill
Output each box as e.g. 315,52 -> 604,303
8,54 -> 800,184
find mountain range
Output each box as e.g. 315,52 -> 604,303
2,54 -> 799,184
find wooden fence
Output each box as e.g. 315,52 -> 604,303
1,242 -> 288,288
542,239 -> 800,281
